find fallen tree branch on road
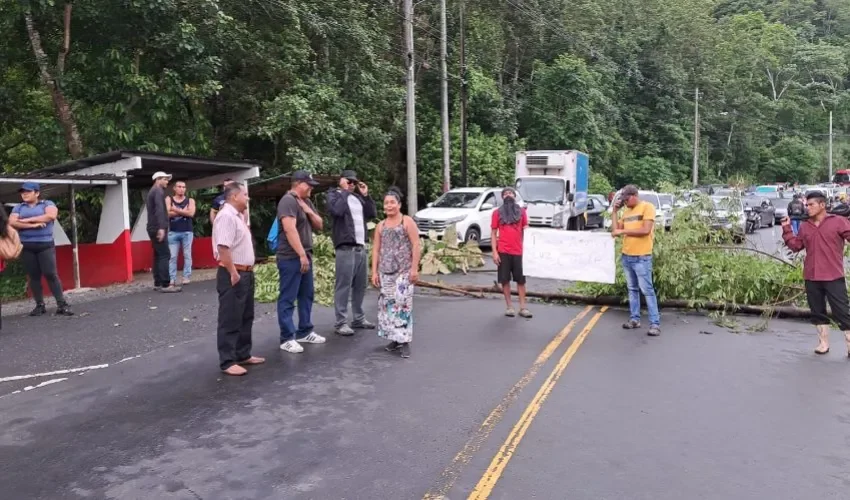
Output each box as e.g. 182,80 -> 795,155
415,280 -> 486,298
416,281 -> 813,319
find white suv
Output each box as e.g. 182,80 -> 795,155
413,187 -> 524,245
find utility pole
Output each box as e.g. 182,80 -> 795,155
459,0 -> 469,187
440,0 -> 450,193
404,0 -> 418,214
829,110 -> 833,181
692,87 -> 700,187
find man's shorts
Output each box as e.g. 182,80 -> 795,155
497,253 -> 525,285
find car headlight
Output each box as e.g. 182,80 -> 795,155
445,215 -> 467,224
553,212 -> 563,226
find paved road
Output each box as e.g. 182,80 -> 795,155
2,281 -> 850,499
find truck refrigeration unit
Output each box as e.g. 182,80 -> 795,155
514,150 -> 590,230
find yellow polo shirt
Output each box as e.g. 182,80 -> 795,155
621,201 -> 655,256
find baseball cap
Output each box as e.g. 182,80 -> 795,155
151,171 -> 172,181
341,170 -> 359,182
293,170 -> 320,187
621,185 -> 639,197
19,182 -> 40,192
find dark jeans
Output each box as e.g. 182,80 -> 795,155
217,267 -> 255,370
333,245 -> 368,327
148,229 -> 170,287
277,256 -> 314,342
805,278 -> 850,330
21,242 -> 66,306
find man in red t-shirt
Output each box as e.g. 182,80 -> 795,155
492,187 -> 531,318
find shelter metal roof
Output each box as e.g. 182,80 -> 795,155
0,173 -> 119,204
37,150 -> 261,190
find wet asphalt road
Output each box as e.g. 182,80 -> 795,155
2,280 -> 850,499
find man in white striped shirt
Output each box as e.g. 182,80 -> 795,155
213,182 -> 265,376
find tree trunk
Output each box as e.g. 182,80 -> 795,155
23,4 -> 84,159
416,281 -> 813,319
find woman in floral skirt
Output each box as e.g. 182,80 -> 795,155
371,189 -> 421,358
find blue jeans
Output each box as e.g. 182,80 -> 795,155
791,219 -> 801,236
621,255 -> 660,327
277,256 -> 314,342
167,231 -> 193,283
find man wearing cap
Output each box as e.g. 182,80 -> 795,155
147,172 -> 179,292
10,182 -> 73,316
327,170 -> 377,336
277,170 -> 325,353
611,185 -> 661,336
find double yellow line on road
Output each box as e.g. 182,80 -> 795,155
468,307 -> 607,499
422,306 -> 607,500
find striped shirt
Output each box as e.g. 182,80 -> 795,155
212,203 -> 255,266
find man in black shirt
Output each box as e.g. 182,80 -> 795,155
147,171 -> 180,292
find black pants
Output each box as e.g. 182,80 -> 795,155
148,229 -> 170,287
497,253 -> 526,285
805,279 -> 850,330
21,243 -> 66,305
217,267 -> 255,370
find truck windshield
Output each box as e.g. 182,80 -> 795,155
516,178 -> 565,204
431,192 -> 482,208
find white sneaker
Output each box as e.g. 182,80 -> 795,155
280,340 -> 304,353
300,332 -> 326,344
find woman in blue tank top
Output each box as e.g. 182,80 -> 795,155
166,180 -> 196,285
10,182 -> 73,316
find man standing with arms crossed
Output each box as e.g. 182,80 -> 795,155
166,180 -> 196,286
213,182 -> 264,376
782,190 -> 850,355
611,185 -> 661,336
328,169 -> 377,336
277,171 -> 325,353
492,187 -> 532,318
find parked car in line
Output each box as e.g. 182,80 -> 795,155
412,187 -> 524,245
705,196 -> 746,243
755,185 -> 784,196
658,193 -> 675,230
742,195 -> 776,228
639,191 -> 665,228
607,189 -> 665,228
586,194 -> 609,229
770,197 -> 788,224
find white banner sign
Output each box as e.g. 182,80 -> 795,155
523,228 -> 616,284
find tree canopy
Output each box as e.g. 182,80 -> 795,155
2,0 -> 849,198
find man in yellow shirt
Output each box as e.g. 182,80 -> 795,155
611,185 -> 661,336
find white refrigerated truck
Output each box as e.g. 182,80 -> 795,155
514,150 -> 590,230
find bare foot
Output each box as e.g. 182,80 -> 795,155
223,365 -> 248,376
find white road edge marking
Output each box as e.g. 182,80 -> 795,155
23,378 -> 68,391
0,364 -> 109,383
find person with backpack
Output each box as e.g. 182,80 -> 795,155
276,171 -> 325,353
787,194 -> 806,235
327,169 -> 377,336
10,182 -> 73,316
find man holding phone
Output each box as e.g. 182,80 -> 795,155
782,190 -> 850,355
328,169 -> 377,336
611,185 -> 661,336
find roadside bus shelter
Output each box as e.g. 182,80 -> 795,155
6,151 -> 260,291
